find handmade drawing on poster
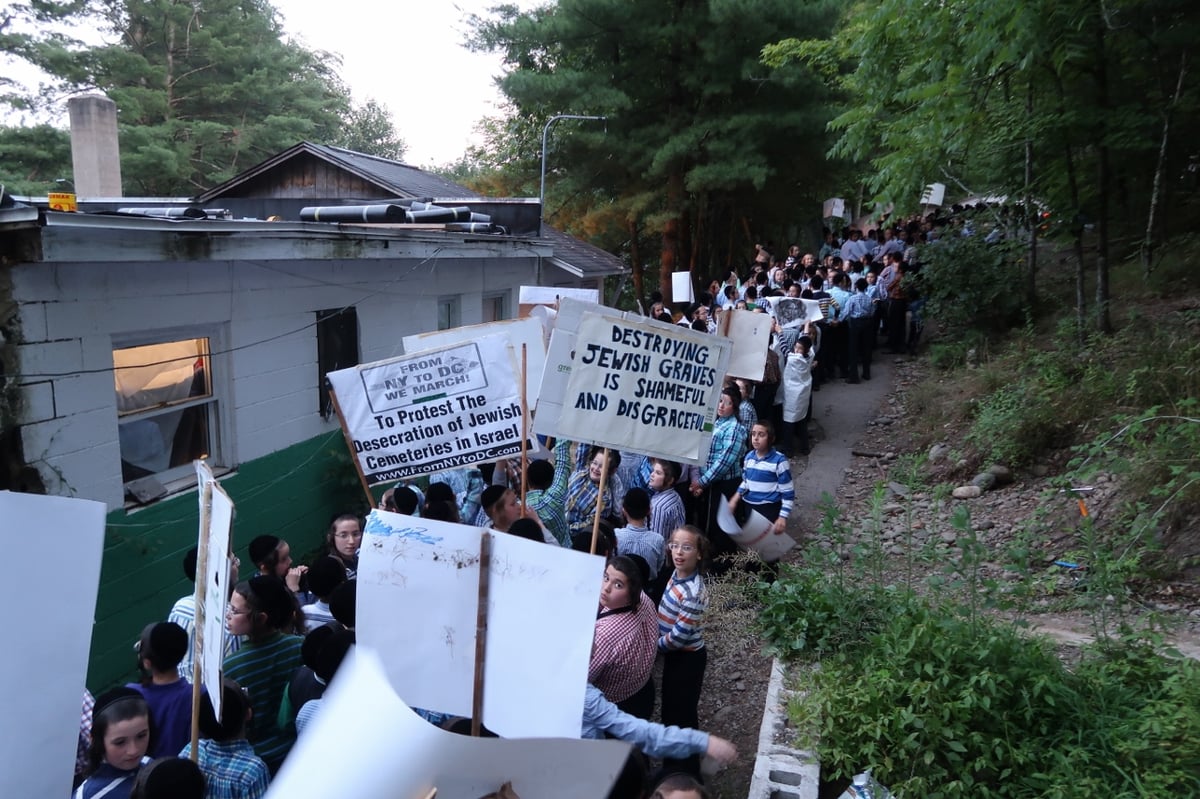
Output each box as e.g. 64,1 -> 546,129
267,648 -> 632,799
327,334 -> 530,483
356,510 -> 604,738
773,297 -> 824,328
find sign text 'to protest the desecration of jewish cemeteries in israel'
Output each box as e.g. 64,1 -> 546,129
556,312 -> 730,463
327,334 -> 526,484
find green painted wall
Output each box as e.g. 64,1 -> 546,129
87,431 -> 367,691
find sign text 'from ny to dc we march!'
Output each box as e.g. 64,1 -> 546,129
327,335 -> 526,484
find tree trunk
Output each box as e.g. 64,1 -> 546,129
628,216 -> 644,309
661,171 -> 685,304
1053,68 -> 1087,341
1142,50 -> 1187,277
1094,21 -> 1112,334
1024,76 -> 1038,306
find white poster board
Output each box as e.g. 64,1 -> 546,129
716,502 -> 797,562
267,648 -> 631,799
0,491 -> 105,799
553,311 -> 731,464
533,297 -> 603,439
671,271 -> 694,304
773,298 -> 824,328
518,285 -> 600,307
921,182 -> 946,207
195,461 -> 234,721
823,197 -> 846,219
402,317 -> 547,410
327,334 -> 528,484
720,308 -> 771,382
357,511 -> 605,738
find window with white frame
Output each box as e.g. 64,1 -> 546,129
482,292 -> 508,323
113,336 -> 223,490
437,296 -> 461,331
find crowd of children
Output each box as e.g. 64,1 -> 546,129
69,225 -> 925,798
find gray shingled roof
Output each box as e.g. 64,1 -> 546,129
195,142 -> 479,202
195,141 -> 624,278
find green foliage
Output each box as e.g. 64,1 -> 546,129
915,234 -> 1029,336
0,124 -> 72,195
803,605 -> 1200,797
4,0 -> 355,195
756,494 -> 909,659
331,99 -> 407,162
469,0 -> 847,288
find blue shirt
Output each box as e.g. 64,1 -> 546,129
615,523 -> 665,580
738,448 -> 795,518
179,739 -> 269,799
841,291 -> 874,320
698,414 -> 745,486
581,685 -> 709,758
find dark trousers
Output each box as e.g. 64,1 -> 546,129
661,647 -> 708,776
752,382 -> 779,422
847,317 -> 873,380
887,299 -> 908,352
702,478 -> 741,569
826,321 -> 848,377
778,394 -> 812,456
617,676 -> 655,721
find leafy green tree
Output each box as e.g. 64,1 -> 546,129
764,0 -> 1200,333
0,124 -> 72,195
331,98 -> 407,162
470,0 -> 844,305
3,0 -> 353,195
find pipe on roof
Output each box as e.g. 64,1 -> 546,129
299,204 -> 407,223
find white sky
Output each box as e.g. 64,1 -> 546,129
1,0 -> 542,167
275,0 -> 541,166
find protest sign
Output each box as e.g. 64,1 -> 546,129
0,491 -> 105,799
267,648 -> 631,799
716,501 -> 797,562
823,197 -> 846,219
518,285 -> 600,318
357,510 -> 604,738
773,297 -> 824,328
402,317 -> 546,409
532,296 -> 601,439
720,308 -> 771,381
671,271 -> 694,303
194,461 -> 234,722
554,311 -> 731,464
921,182 -> 946,207
327,334 -> 528,484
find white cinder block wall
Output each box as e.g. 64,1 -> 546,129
13,253 -> 543,511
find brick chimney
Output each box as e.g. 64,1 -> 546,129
67,94 -> 122,197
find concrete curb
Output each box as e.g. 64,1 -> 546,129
746,658 -> 819,799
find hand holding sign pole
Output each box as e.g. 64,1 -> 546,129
588,448 -> 611,555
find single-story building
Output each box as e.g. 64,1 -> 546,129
0,141 -> 624,689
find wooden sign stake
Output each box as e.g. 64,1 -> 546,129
588,448 -> 611,555
471,531 -> 492,736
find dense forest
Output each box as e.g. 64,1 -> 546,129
4,0 -> 1199,320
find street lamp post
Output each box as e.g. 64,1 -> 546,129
539,114 -> 607,233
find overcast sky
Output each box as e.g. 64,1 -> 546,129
275,0 -> 542,166
2,0 -> 541,167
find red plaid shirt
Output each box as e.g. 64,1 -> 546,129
589,593 -> 659,703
